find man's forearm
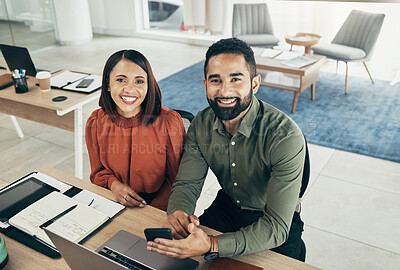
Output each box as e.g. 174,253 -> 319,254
167,178 -> 205,215
215,211 -> 289,257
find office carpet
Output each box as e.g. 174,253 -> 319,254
159,61 -> 400,163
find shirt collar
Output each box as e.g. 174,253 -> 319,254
212,96 -> 260,138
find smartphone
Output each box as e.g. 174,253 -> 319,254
144,228 -> 173,242
76,78 -> 94,88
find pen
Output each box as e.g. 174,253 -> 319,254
39,204 -> 77,229
13,69 -> 20,79
88,199 -> 94,206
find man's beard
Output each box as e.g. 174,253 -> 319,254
207,87 -> 253,121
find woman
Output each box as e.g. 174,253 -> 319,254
85,49 -> 185,211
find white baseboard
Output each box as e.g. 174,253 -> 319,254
92,27 -> 135,37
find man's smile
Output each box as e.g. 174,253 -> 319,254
216,98 -> 238,107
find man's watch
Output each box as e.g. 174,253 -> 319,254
204,235 -> 219,261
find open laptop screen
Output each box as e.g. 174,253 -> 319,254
0,44 -> 38,76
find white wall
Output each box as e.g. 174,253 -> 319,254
88,0 -> 139,36
52,0 -> 93,44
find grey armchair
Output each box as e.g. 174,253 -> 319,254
312,10 -> 385,94
232,3 -> 279,48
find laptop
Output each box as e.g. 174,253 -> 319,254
44,228 -> 199,270
0,44 -> 61,76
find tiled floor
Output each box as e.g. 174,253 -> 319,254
1,35 -> 399,269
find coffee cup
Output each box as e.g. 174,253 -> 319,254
36,71 -> 51,92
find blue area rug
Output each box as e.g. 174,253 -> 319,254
159,61 -> 400,163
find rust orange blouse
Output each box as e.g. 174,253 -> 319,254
85,107 -> 185,210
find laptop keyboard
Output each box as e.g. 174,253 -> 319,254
98,246 -> 154,270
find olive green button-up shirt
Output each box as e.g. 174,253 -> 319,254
167,98 -> 305,257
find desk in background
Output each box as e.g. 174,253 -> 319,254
1,167 -> 320,270
0,70 -> 100,178
255,55 -> 326,113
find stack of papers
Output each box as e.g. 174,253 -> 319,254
282,56 -> 317,68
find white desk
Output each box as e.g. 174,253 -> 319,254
0,70 -> 100,178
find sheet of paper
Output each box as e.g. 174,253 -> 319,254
34,172 -> 72,193
251,46 -> 265,56
275,51 -> 301,61
0,221 -> 9,229
72,189 -> 124,218
0,172 -> 71,194
62,74 -> 102,92
283,56 -> 317,68
50,70 -> 88,88
261,48 -> 282,58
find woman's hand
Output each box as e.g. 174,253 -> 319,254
110,181 -> 147,207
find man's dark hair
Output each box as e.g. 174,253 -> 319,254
204,38 -> 256,79
99,49 -> 161,126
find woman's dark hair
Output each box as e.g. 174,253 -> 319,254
99,49 -> 161,126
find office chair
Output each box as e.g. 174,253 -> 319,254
174,109 -> 194,132
232,3 -> 279,48
300,136 -> 310,198
297,136 -> 310,262
312,10 -> 385,94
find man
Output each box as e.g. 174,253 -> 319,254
147,38 -> 306,261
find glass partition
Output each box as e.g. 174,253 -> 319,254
0,0 -> 56,51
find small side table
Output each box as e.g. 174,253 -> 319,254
285,33 -> 321,54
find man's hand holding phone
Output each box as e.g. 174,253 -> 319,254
144,228 -> 173,242
146,221 -> 211,259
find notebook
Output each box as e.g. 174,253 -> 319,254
50,70 -> 102,94
9,191 -> 109,250
0,44 -> 60,76
44,228 -> 199,270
